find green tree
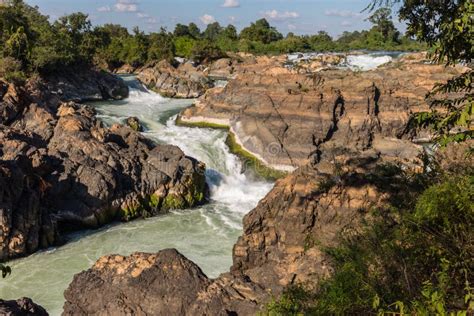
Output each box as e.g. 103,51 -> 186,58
308,31 -> 335,51
174,36 -> 196,58
191,40 -> 226,64
4,26 -> 29,63
173,23 -> 190,37
203,22 -> 222,41
239,18 -> 283,44
148,29 -> 175,63
367,7 -> 399,42
188,22 -> 201,39
221,24 -> 238,41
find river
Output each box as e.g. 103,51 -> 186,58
0,77 -> 273,315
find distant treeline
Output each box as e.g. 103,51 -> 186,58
0,0 -> 424,81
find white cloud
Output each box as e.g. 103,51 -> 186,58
324,9 -> 362,18
288,24 -> 297,31
114,0 -> 138,12
97,6 -> 111,12
200,14 -> 216,25
221,0 -> 240,8
263,10 -> 299,21
341,21 -> 352,27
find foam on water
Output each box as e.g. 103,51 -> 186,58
0,78 -> 273,315
287,51 -> 405,71
345,54 -> 393,71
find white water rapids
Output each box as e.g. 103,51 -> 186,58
0,77 -> 273,315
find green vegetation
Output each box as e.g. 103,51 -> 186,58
379,0 -> 473,146
0,0 -> 425,85
226,132 -> 288,181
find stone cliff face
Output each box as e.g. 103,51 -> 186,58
180,56 -> 467,171
0,69 -> 208,260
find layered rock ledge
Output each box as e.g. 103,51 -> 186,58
179,55 -> 468,172
0,68 -> 208,260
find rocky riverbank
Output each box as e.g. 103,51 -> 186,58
62,53 -> 471,315
63,139 -> 473,315
0,68 -> 208,261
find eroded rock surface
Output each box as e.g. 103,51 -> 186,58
181,58 -> 467,170
0,71 -> 207,260
137,60 -> 212,98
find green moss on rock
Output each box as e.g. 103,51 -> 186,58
120,203 -> 143,222
225,132 -> 288,181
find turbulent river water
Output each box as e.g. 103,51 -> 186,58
0,77 -> 273,315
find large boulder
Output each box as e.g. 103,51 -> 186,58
137,60 -> 212,98
63,249 -> 267,316
42,68 -> 129,102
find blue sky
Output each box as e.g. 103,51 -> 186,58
25,0 -> 406,37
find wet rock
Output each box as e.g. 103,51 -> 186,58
126,116 -> 143,132
0,297 -> 48,316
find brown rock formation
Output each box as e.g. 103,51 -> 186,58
181,61 -> 467,170
137,61 -> 212,98
62,54 -> 472,315
0,70 -> 208,260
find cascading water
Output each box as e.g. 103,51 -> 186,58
0,77 -> 273,315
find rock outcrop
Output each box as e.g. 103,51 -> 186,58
0,70 -> 208,260
64,153 -> 409,315
180,60 -> 467,171
137,60 -> 212,98
0,297 -> 48,315
42,68 -> 129,102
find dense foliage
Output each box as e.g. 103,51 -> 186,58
0,0 -> 424,83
